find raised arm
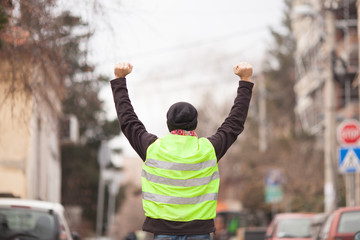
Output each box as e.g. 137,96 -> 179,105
207,62 -> 254,161
111,62 -> 157,161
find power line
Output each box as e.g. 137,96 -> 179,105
134,37 -> 264,84
92,23 -> 275,66
123,25 -> 273,59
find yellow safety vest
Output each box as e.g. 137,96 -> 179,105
142,133 -> 219,222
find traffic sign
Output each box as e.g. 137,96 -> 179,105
337,119 -> 360,145
265,169 -> 283,203
338,147 -> 360,174
98,140 -> 111,168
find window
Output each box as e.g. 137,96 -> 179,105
0,207 -> 57,240
276,218 -> 312,238
338,211 -> 360,234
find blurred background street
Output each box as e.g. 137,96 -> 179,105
1,0 -> 360,239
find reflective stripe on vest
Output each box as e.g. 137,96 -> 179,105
143,192 -> 218,205
142,134 -> 219,222
145,158 -> 217,171
142,170 -> 219,187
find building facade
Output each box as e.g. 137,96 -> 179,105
0,0 -> 65,203
291,0 -> 359,208
0,71 -> 63,202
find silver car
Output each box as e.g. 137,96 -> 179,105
0,198 -> 76,240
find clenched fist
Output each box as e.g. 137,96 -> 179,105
114,62 -> 133,78
233,62 -> 253,81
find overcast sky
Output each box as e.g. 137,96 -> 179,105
62,0 -> 285,158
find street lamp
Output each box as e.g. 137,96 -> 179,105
96,140 -> 123,237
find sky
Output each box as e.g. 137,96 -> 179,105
61,0 -> 285,158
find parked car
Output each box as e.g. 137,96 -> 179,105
0,198 -> 77,240
318,206 -> 360,240
265,213 -> 315,240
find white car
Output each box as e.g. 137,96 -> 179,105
0,198 -> 76,240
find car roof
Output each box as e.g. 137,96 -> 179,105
335,206 -> 360,213
0,198 -> 64,213
274,213 -> 316,220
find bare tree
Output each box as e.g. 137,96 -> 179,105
0,0 -> 93,113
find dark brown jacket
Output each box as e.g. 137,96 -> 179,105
111,78 -> 253,235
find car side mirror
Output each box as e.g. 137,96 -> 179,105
354,231 -> 360,240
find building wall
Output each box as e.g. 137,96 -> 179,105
292,0 -> 328,135
27,101 -> 61,202
292,0 -> 360,207
0,81 -> 33,198
0,72 -> 62,202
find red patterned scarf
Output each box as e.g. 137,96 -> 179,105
170,129 -> 197,137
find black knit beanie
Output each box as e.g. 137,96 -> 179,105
166,102 -> 198,131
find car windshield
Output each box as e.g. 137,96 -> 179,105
276,218 -> 312,238
0,207 -> 57,240
338,210 -> 360,234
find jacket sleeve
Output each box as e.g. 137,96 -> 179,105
207,80 -> 254,161
110,78 -> 157,161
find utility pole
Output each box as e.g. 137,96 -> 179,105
96,170 -> 105,236
324,9 -> 337,213
96,140 -> 111,237
342,0 -> 358,208
106,169 -> 122,231
258,75 -> 267,152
